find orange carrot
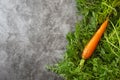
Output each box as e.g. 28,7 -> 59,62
79,18 -> 109,69
82,18 -> 109,60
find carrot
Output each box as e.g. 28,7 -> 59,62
79,18 -> 109,69
82,18 -> 109,59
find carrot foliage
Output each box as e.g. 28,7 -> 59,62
48,0 -> 120,80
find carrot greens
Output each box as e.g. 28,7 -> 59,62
48,0 -> 120,80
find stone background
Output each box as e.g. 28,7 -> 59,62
0,0 -> 76,80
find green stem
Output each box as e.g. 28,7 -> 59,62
79,59 -> 85,70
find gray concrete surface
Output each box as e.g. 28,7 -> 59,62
0,0 -> 76,80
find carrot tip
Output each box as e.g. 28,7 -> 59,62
106,16 -> 109,20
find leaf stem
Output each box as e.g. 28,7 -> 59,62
79,59 -> 85,70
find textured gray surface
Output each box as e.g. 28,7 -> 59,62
0,0 -> 76,80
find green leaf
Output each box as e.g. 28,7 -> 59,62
49,0 -> 120,80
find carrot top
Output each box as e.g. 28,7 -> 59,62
49,0 -> 120,80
